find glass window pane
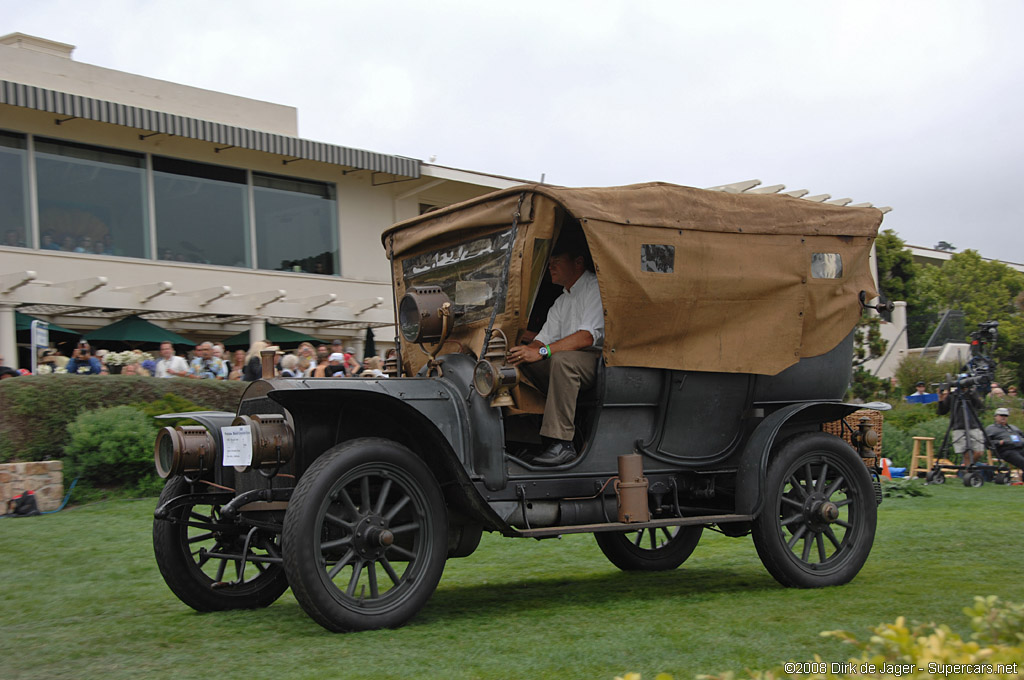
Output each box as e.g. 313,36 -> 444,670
35,137 -> 148,257
811,252 -> 843,279
0,131 -> 29,249
641,244 -> 675,273
253,173 -> 338,275
153,156 -> 249,267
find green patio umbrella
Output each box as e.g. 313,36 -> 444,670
15,311 -> 79,341
83,315 -> 195,350
221,323 -> 322,350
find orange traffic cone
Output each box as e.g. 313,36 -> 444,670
880,457 -> 892,480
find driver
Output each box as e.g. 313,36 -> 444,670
507,229 -> 604,466
985,407 -> 1024,478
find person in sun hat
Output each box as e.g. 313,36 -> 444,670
985,407 -> 1024,477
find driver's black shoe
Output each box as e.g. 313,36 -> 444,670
533,440 -> 576,466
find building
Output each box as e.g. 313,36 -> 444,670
0,33 -> 521,369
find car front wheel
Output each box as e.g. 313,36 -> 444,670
282,438 -> 448,632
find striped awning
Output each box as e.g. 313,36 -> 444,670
0,79 -> 420,178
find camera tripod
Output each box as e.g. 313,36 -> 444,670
929,387 -> 1001,487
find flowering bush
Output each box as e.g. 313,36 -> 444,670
104,350 -> 142,366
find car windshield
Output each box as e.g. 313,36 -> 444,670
401,228 -> 514,325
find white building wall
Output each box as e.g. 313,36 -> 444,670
0,34 -> 298,136
0,34 -> 523,369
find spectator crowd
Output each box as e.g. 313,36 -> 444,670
0,339 -> 392,381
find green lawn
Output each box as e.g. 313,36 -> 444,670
1,482 -> 1021,680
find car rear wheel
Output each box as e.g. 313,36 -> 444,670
282,438 -> 448,632
752,432 -> 876,588
595,525 -> 703,571
153,476 -> 289,611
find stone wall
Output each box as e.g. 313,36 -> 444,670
0,461 -> 63,512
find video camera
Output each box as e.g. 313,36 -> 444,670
935,321 -> 998,393
969,320 -> 999,349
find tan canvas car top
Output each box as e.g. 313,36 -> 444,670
383,182 -> 884,376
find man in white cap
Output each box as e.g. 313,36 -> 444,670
985,407 -> 1024,477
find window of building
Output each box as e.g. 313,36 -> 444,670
253,173 -> 338,275
0,131 -> 29,249
34,137 -> 148,258
153,156 -> 250,267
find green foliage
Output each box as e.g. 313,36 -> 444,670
881,422 -> 913,468
0,375 -> 244,462
884,400 -> 945,431
875,229 -> 919,304
881,477 -> 931,498
849,312 -> 888,401
909,416 -> 953,445
893,354 -> 961,400
915,251 -> 1024,328
910,249 -> 1024,387
131,392 -> 204,427
63,405 -> 157,486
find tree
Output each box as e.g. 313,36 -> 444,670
912,249 -> 1024,388
874,229 -> 919,304
848,312 -> 888,401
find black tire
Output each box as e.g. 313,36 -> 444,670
994,472 -> 1009,485
752,433 -> 877,588
595,525 -> 703,571
282,438 -> 448,632
963,472 -> 984,488
153,476 -> 289,611
927,470 -> 946,485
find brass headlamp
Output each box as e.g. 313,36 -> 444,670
230,414 -> 295,472
155,426 -> 217,479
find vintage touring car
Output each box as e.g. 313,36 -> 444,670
152,182 -> 890,632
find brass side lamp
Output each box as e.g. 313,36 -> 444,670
472,329 -> 519,408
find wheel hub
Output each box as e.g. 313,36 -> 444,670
353,514 -> 392,559
803,494 -> 839,530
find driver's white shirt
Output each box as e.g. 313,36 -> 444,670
534,270 -> 605,349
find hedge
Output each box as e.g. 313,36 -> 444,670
0,375 -> 246,462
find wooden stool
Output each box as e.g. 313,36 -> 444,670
909,436 -> 935,478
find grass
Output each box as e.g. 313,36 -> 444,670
1,481 -> 1021,680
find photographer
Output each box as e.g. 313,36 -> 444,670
937,385 -> 985,467
66,341 -> 102,375
188,342 -> 228,380
985,407 -> 1024,476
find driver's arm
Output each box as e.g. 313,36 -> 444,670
508,330 -> 594,365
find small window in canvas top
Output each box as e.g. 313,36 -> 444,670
641,244 -> 675,273
811,253 -> 843,279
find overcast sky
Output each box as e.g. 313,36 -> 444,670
7,0 -> 1024,263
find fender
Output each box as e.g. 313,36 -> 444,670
736,400 -> 890,516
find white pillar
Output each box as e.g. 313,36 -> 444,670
892,301 -> 908,354
249,316 -> 267,346
0,303 -> 18,370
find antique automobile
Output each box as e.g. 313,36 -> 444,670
152,182 -> 890,632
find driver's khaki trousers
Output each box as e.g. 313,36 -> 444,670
520,348 -> 600,442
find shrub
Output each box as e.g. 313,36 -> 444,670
0,375 -> 245,462
64,405 -> 158,487
909,417 -> 954,450
881,422 -> 913,468
894,355 -> 961,399
884,401 -> 943,432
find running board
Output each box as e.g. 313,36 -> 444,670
510,513 -> 754,538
